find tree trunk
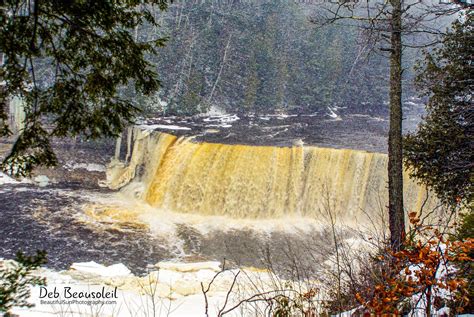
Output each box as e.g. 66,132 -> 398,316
207,34 -> 233,107
426,286 -> 432,316
388,0 -> 405,251
0,53 -> 7,133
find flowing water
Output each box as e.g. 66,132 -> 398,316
1,111 -> 443,275
106,128 -> 438,224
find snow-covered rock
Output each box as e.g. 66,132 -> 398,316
64,163 -> 106,172
70,261 -> 132,277
202,114 -> 239,123
33,175 -> 49,187
205,123 -> 232,128
7,261 -> 292,317
326,106 -> 341,120
139,124 -> 192,131
155,261 -> 221,273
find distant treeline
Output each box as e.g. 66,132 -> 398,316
131,1 -> 421,115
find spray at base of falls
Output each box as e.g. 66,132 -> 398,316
105,126 -> 438,223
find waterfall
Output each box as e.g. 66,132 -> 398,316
106,128 -> 437,220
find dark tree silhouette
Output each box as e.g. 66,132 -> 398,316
0,0 -> 170,175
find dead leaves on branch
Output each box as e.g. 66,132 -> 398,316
354,212 -> 473,315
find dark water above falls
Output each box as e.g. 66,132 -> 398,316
135,103 -> 424,153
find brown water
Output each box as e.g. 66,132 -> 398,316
108,130 -> 437,223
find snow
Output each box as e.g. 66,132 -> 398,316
33,175 -> 50,187
0,172 -> 18,185
327,106 -> 341,120
204,129 -> 220,134
7,253 -> 463,317
332,306 -> 361,316
401,243 -> 461,317
261,114 -> 297,119
139,124 -> 192,131
437,307 -> 450,316
405,101 -> 422,107
64,163 -> 106,172
349,114 -> 387,122
156,261 -> 221,273
70,261 -> 132,277
202,114 -> 239,123
205,124 -> 232,128
300,113 -> 320,117
207,105 -> 226,116
7,261 -> 263,317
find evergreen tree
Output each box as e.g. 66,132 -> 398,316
0,0 -> 169,176
149,1 -> 393,115
0,250 -> 47,314
404,12 -> 473,208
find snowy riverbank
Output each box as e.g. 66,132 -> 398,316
4,260 -> 308,317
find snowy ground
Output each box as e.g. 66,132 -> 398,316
6,259 -> 463,317
0,171 -> 19,185
5,260 -> 310,317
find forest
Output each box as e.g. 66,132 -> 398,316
0,0 -> 472,316
132,1 -> 422,116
